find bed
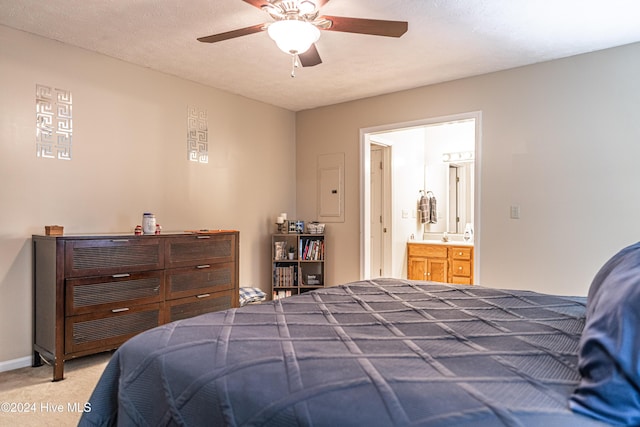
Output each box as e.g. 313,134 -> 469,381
79,245 -> 640,426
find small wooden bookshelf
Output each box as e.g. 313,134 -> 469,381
271,233 -> 325,300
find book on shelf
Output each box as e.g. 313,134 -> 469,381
299,238 -> 324,261
273,265 -> 296,287
272,289 -> 292,300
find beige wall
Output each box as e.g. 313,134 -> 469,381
0,26 -> 296,367
296,42 -> 640,296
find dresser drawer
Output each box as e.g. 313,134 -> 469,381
165,290 -> 234,323
407,244 -> 447,258
65,238 -> 163,277
165,262 -> 235,300
66,271 -> 164,315
450,247 -> 472,260
165,234 -> 236,268
65,303 -> 162,354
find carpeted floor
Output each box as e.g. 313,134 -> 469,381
0,352 -> 111,426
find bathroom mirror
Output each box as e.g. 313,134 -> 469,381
422,119 -> 475,238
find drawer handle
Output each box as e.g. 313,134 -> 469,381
112,273 -> 131,278
459,266 -> 463,271
196,294 -> 211,299
111,307 -> 130,313
459,252 -> 463,256
111,239 -> 130,243
196,264 -> 211,269
197,235 -> 211,239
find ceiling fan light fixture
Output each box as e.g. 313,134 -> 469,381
267,19 -> 320,54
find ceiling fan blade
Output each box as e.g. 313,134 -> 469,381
197,23 -> 265,43
320,15 -> 408,37
298,44 -> 322,67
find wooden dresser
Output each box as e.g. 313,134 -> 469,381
407,242 -> 474,285
32,231 -> 239,381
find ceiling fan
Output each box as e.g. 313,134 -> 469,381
197,0 -> 408,76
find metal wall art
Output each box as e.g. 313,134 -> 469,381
35,84 -> 73,160
187,106 -> 208,163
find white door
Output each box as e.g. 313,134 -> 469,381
370,145 -> 384,278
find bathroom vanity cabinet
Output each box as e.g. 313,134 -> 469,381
407,242 -> 473,285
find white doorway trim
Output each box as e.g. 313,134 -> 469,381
359,111 -> 483,281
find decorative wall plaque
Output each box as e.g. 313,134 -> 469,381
36,84 -> 73,160
187,106 -> 208,163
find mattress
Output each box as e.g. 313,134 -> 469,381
79,279 -> 610,426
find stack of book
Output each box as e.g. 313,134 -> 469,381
272,289 -> 292,300
273,265 -> 296,287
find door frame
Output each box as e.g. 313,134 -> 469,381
359,111 -> 482,281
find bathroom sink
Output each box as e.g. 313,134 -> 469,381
410,239 -> 473,246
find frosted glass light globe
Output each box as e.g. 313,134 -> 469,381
268,20 -> 320,54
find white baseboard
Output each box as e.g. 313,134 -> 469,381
0,356 -> 32,373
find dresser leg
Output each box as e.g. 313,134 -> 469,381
32,350 -> 43,367
53,360 -> 64,382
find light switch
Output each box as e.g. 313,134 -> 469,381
510,205 -> 520,219
402,209 -> 409,219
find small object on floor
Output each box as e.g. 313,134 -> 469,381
239,287 -> 266,306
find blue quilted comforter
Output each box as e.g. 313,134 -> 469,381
79,279 -> 610,426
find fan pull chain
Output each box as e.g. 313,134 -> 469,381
290,54 -> 300,78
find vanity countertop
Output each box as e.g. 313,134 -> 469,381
408,239 -> 474,247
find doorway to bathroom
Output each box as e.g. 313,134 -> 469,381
360,112 -> 481,280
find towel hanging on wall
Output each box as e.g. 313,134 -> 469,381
428,192 -> 437,224
419,193 -> 428,224
419,191 -> 438,224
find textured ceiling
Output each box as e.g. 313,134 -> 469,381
1,0 -> 640,111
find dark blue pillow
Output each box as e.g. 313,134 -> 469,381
570,242 -> 640,425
